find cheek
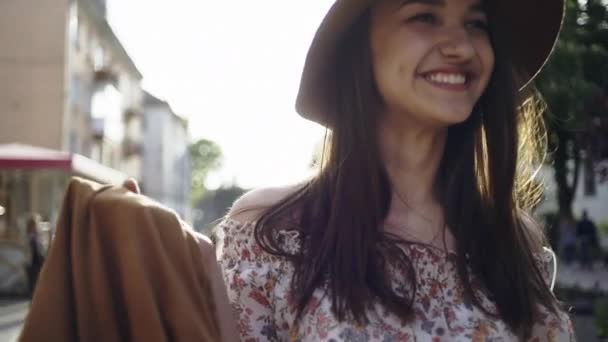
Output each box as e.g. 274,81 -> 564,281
478,41 -> 495,81
373,57 -> 410,106
375,47 -> 419,90
485,50 -> 495,77
371,31 -> 426,102
371,45 -> 401,100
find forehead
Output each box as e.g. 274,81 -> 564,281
376,0 -> 485,13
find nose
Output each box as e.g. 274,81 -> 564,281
437,28 -> 475,62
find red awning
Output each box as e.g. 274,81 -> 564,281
0,143 -> 127,184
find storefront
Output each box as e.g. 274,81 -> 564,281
0,143 -> 127,295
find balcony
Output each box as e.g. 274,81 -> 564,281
91,118 -> 105,139
122,138 -> 142,158
124,108 -> 142,122
93,67 -> 117,85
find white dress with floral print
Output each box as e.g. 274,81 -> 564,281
216,218 -> 576,342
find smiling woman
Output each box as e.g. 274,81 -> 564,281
213,0 -> 576,340
370,0 -> 494,128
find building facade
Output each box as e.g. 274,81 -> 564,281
0,0 -> 144,180
142,92 -> 192,222
0,0 -> 144,294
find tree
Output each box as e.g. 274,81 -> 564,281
189,139 -> 223,204
535,0 -> 608,220
193,185 -> 248,234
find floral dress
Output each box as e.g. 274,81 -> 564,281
216,218 -> 576,341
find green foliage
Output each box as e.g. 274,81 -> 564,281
598,221 -> 608,235
534,0 -> 608,218
537,0 -> 607,136
596,297 -> 608,337
189,139 -> 223,204
194,185 -> 248,234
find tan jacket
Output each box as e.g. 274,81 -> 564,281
20,177 -> 237,341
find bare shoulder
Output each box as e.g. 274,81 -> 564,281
227,182 -> 305,224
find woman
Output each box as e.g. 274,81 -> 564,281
216,0 -> 575,340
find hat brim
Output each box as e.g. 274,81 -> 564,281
295,0 -> 565,126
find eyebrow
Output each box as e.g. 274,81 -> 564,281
399,0 -> 486,14
469,2 -> 485,13
400,0 -> 444,7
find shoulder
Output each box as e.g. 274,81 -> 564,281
215,182 -> 305,260
226,182 -> 305,224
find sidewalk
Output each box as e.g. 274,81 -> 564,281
556,260 -> 608,292
0,299 -> 29,342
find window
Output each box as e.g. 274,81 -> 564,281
69,3 -> 79,49
91,84 -> 124,142
93,45 -> 105,70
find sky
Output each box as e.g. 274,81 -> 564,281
106,0 -> 332,189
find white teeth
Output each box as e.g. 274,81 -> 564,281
426,73 -> 466,85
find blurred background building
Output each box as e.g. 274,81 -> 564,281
142,91 -> 192,222
540,164 -> 608,225
67,0 -> 144,178
0,0 -> 143,174
0,0 -> 191,295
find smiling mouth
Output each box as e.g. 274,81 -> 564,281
421,72 -> 473,91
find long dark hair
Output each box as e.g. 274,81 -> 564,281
250,9 -> 559,338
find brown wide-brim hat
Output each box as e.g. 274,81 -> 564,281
295,0 -> 565,126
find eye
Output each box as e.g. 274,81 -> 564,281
466,19 -> 488,32
408,12 -> 439,25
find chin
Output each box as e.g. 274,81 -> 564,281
447,112 -> 473,124
426,109 -> 473,127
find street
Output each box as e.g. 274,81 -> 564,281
0,300 -> 28,342
557,262 -> 608,292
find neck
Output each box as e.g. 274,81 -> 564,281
378,113 -> 451,248
380,118 -> 447,206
